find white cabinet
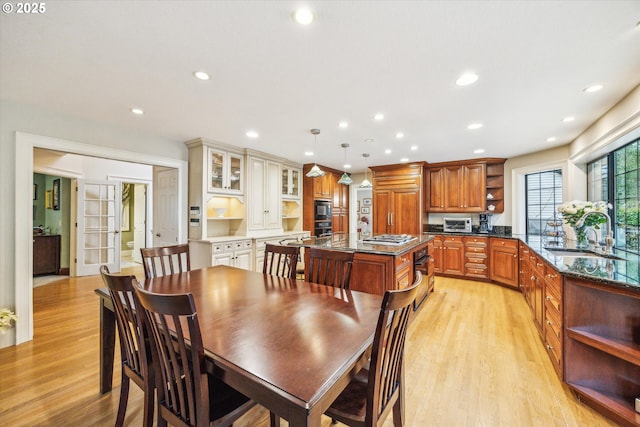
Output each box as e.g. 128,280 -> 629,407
208,148 -> 243,195
282,165 -> 301,200
247,155 -> 282,231
253,232 -> 310,273
189,239 -> 253,270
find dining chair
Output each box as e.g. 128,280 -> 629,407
278,238 -> 306,279
263,243 -> 300,279
305,247 -> 355,289
99,265 -> 154,427
324,271 -> 423,427
140,243 -> 190,279
134,285 -> 256,427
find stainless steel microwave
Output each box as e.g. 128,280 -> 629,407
443,218 -> 472,233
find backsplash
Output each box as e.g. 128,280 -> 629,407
424,223 -> 512,236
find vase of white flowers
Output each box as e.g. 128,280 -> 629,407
0,308 -> 18,334
557,200 -> 611,249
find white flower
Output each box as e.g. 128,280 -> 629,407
0,308 -> 18,334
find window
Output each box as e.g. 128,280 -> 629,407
588,137 -> 639,257
525,170 -> 563,236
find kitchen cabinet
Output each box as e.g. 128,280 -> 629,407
425,239 -> 436,294
519,242 -> 533,308
253,232 -> 309,273
247,155 -> 282,231
207,147 -> 243,195
543,266 -> 563,377
463,236 -> 488,279
371,162 -> 425,236
281,164 -> 301,200
189,239 -> 253,270
33,234 -> 60,275
564,277 -> 640,427
489,238 -> 519,288
432,235 -> 444,273
442,235 -> 465,276
426,158 -> 506,213
302,165 -> 349,236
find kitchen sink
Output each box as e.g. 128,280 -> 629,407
543,247 -> 624,261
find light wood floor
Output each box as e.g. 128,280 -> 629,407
0,269 -> 619,427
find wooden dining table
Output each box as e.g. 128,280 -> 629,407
95,265 -> 384,427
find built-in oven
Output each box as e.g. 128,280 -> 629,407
314,221 -> 333,237
413,246 -> 429,310
314,200 -> 331,220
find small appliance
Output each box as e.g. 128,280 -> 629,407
314,200 -> 331,220
479,214 -> 492,233
443,218 -> 472,233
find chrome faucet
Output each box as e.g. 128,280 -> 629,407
575,211 -> 615,255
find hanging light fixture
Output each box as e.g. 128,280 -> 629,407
359,153 -> 372,188
337,143 -> 353,185
305,128 -> 325,177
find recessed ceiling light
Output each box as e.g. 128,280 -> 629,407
467,122 -> 483,130
546,137 -> 557,142
293,8 -> 314,25
410,145 -> 418,151
395,132 -> 404,139
304,151 -> 314,156
474,148 -> 485,154
400,157 -> 409,162
344,164 -> 351,169
193,71 -> 210,81
562,116 -> 575,123
385,149 -> 392,154
338,121 -> 348,128
583,84 -> 603,93
364,138 -> 374,143
373,113 -> 384,121
246,131 -> 259,138
456,72 -> 479,86
131,108 -> 144,115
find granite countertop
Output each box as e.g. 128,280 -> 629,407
298,233 -> 433,256
425,230 -> 639,292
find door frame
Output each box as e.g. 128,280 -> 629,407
14,132 -> 188,344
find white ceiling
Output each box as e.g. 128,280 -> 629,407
2,1 -> 639,172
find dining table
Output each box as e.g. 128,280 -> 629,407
95,265 -> 384,427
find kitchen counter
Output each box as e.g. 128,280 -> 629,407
296,233 -> 433,295
425,231 -> 639,292
297,233 -> 434,256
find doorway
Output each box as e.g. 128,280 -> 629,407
120,182 -> 148,268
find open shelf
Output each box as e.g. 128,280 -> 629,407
567,327 -> 640,365
568,383 -> 640,427
485,161 -> 505,213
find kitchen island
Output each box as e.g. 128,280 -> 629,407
297,233 -> 433,296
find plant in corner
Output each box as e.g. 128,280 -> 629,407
0,308 -> 18,334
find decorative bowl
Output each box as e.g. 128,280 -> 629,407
214,208 -> 227,218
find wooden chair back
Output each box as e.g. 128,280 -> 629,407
263,244 -> 300,279
305,247 -> 354,289
367,271 -> 422,426
135,286 -> 255,427
140,243 -> 190,279
99,265 -> 154,427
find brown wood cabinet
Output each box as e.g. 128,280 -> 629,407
544,266 -> 563,377
463,236 -> 488,279
431,235 -> 443,273
426,158 -> 506,213
441,235 -> 465,275
489,238 -> 519,288
564,277 -> 640,427
33,234 -> 61,275
370,162 -> 425,236
303,165 -> 349,236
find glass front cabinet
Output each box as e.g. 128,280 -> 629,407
282,165 -> 301,199
208,148 -> 243,195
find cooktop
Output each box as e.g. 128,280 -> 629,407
361,234 -> 416,246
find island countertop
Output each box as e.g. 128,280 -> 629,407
297,233 -> 434,256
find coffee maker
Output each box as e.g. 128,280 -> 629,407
479,214 -> 491,233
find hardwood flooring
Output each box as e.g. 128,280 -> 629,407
0,270 -> 619,426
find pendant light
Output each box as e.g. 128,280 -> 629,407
305,128 -> 325,177
359,153 -> 372,188
337,143 -> 353,185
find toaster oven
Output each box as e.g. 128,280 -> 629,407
443,218 -> 472,233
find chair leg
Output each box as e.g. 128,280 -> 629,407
142,382 -> 155,427
269,412 -> 279,427
392,390 -> 404,427
115,373 -> 130,427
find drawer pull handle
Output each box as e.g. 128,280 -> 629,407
546,344 -> 554,350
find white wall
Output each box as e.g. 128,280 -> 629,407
0,99 -> 188,348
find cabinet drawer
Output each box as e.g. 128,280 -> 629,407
465,257 -> 487,265
465,246 -> 487,254
443,235 -> 464,244
395,254 -> 412,271
466,266 -> 488,276
544,323 -> 562,367
212,244 -> 223,253
545,287 -> 562,313
545,306 -> 562,340
545,266 -> 562,290
490,238 -> 518,249
463,236 -> 488,247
